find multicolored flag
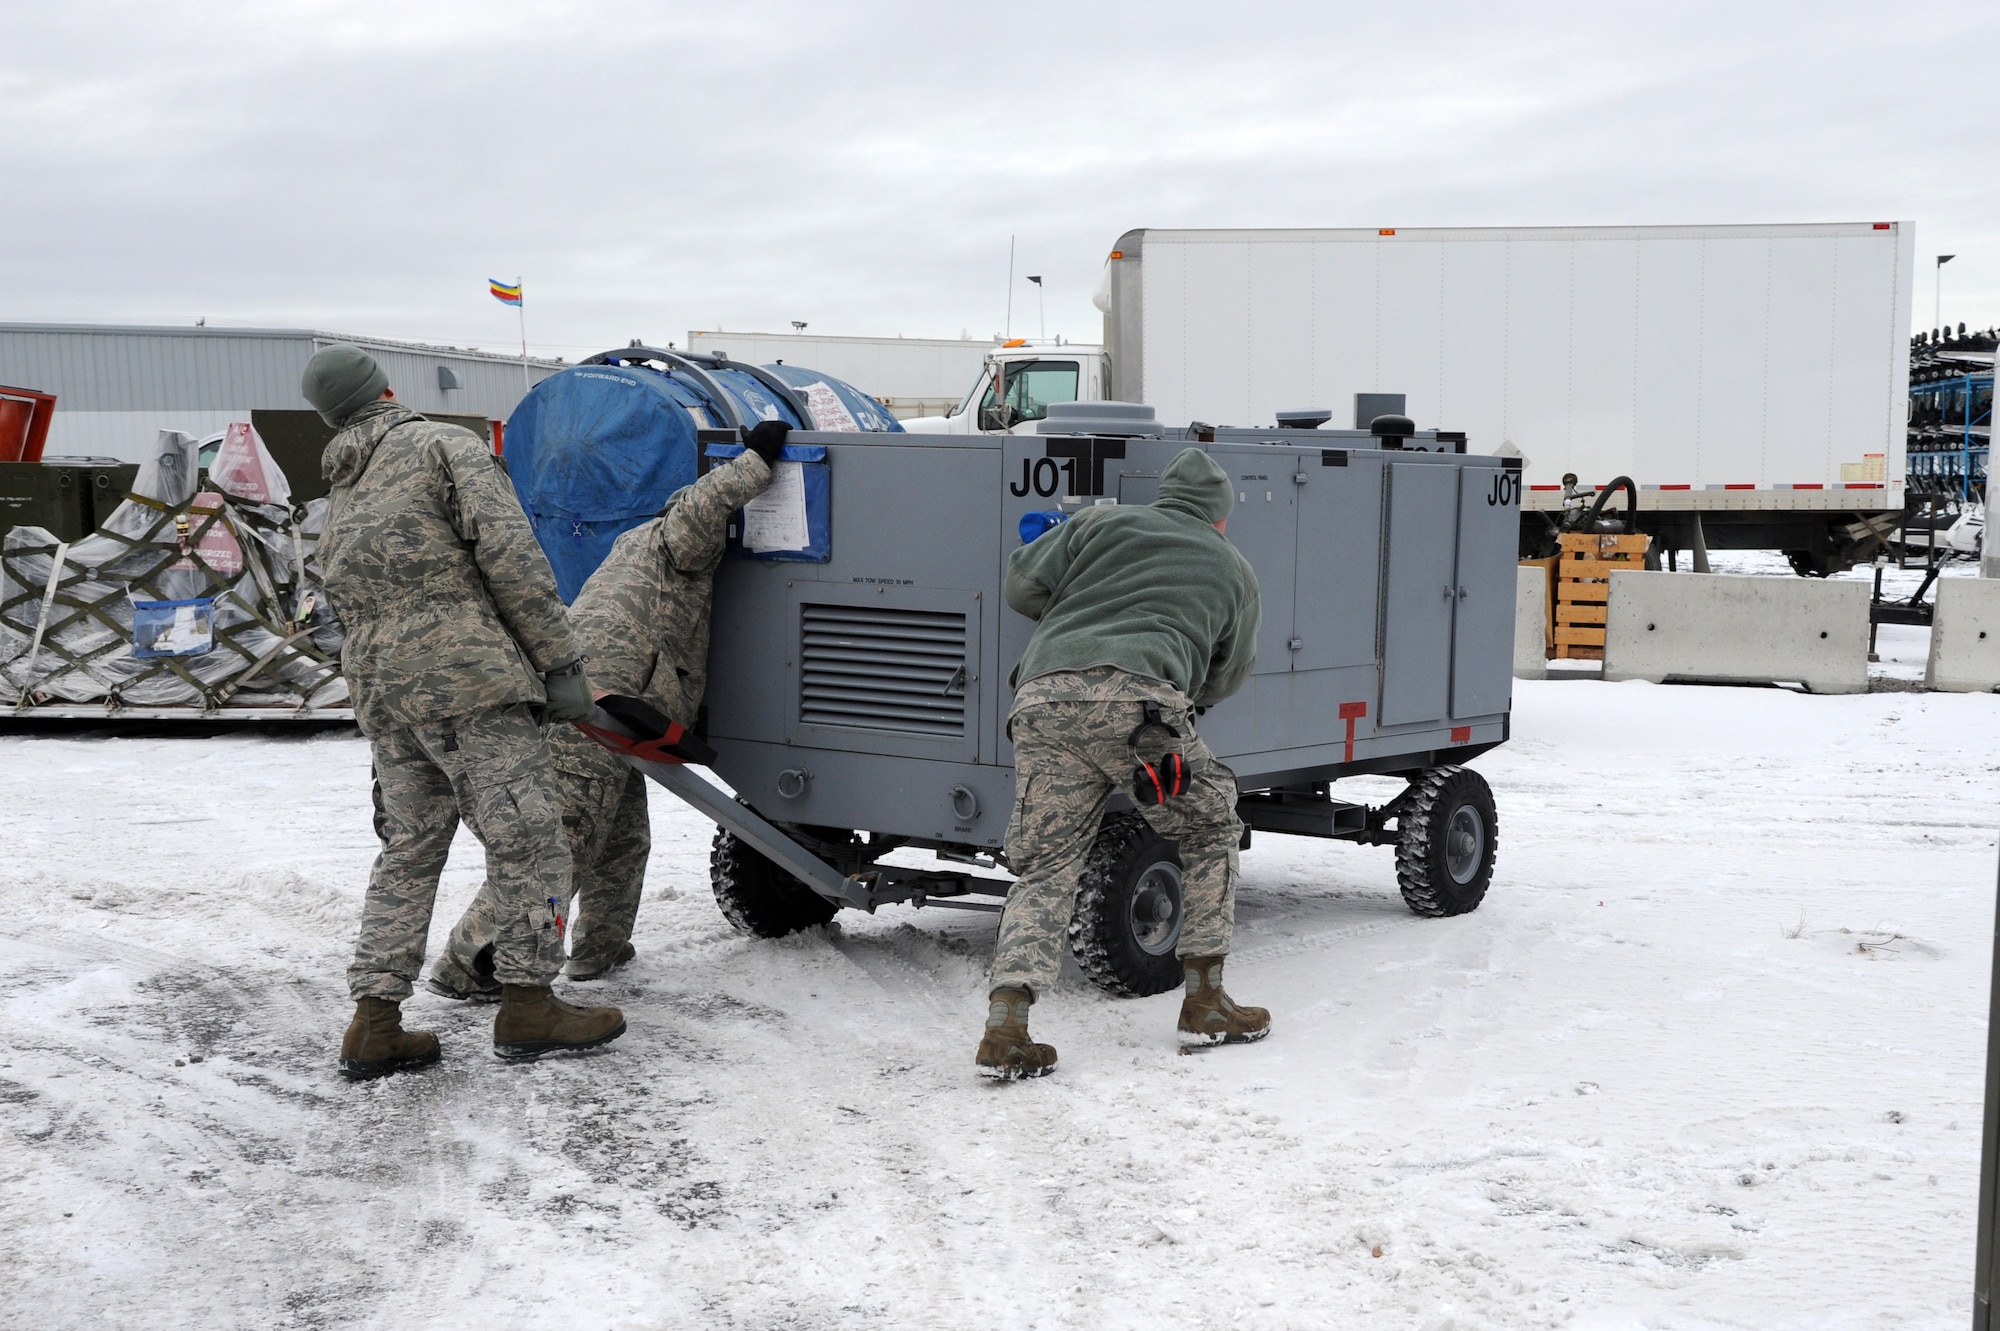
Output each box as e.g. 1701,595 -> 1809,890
489,279 -> 522,306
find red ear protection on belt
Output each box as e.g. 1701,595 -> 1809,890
1127,702 -> 1188,807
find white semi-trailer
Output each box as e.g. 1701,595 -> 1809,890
914,223 -> 1916,572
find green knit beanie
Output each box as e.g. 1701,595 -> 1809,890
301,344 -> 390,427
1157,447 -> 1233,524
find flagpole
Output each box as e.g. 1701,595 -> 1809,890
1005,236 -> 1015,340
516,275 -> 529,393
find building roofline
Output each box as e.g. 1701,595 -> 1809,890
689,329 -> 995,348
0,322 -> 565,367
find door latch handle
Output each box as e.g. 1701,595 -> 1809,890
1456,587 -> 1469,600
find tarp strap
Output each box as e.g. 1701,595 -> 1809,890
6,539 -> 69,709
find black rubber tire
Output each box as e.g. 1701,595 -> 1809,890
1394,766 -> 1498,918
1068,812 -> 1186,997
709,824 -> 841,938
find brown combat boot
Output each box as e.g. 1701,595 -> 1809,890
1177,956 -> 1271,1046
493,985 -> 626,1061
975,985 -> 1057,1080
566,940 -> 637,982
339,997 -> 442,1080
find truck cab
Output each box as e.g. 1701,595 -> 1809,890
901,342 -> 1108,434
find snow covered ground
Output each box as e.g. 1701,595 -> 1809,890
2,675 -> 1995,1329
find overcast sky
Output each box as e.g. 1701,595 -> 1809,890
4,1 -> 1995,360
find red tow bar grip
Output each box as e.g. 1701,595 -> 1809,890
575,694 -> 719,767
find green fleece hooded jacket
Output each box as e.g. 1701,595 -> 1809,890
1005,447 -> 1260,706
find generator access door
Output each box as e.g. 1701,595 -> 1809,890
1208,445 -> 1298,674
1379,461 -> 1459,726
1292,448 -> 1383,672
1449,466 -> 1519,719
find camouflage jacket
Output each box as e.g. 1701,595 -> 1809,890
318,400 -> 580,735
565,449 -> 772,727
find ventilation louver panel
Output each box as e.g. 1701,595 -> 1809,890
800,603 -> 968,738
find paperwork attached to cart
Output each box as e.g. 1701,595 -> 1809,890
742,461 -> 810,552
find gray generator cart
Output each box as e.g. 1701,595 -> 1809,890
616,402 -> 1521,997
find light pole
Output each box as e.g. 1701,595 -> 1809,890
1974,841 -> 2000,1329
1027,275 -> 1044,340
1937,254 -> 1956,334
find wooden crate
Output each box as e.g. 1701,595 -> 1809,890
1553,532 -> 1650,660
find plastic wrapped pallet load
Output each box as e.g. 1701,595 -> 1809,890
0,426 -> 348,715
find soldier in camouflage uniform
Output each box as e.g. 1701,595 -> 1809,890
980,447 -> 1270,1079
303,344 -> 625,1080
430,421 -> 787,986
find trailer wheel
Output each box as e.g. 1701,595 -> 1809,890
1068,812 -> 1185,997
1394,766 -> 1497,918
709,823 -> 841,938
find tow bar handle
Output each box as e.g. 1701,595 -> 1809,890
576,697 -> 873,910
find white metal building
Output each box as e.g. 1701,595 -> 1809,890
0,323 -> 565,462
687,329 -> 994,418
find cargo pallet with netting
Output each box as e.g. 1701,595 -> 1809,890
0,426 -> 349,720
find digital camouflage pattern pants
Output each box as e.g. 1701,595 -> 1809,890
348,703 -> 567,1001
991,697 -> 1241,996
438,726 -> 651,979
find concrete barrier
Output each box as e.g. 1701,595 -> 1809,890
1515,566 -> 1548,680
1602,571 -> 1869,694
1926,578 -> 2000,692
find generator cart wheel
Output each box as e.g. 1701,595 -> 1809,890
709,824 -> 841,938
1069,812 -> 1185,997
1394,766 -> 1498,918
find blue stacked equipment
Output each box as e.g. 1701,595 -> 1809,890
761,363 -> 903,433
503,348 -> 900,601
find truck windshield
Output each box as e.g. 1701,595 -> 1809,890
979,360 -> 1079,430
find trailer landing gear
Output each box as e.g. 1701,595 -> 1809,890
1069,813 -> 1186,998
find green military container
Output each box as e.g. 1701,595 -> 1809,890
0,459 -> 103,545
85,461 -> 141,532
249,409 -> 496,504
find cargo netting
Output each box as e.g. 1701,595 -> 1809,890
0,426 -> 348,714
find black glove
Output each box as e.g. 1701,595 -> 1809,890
541,660 -> 595,724
744,420 -> 790,465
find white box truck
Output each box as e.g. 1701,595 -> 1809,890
914,223 -> 1916,573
